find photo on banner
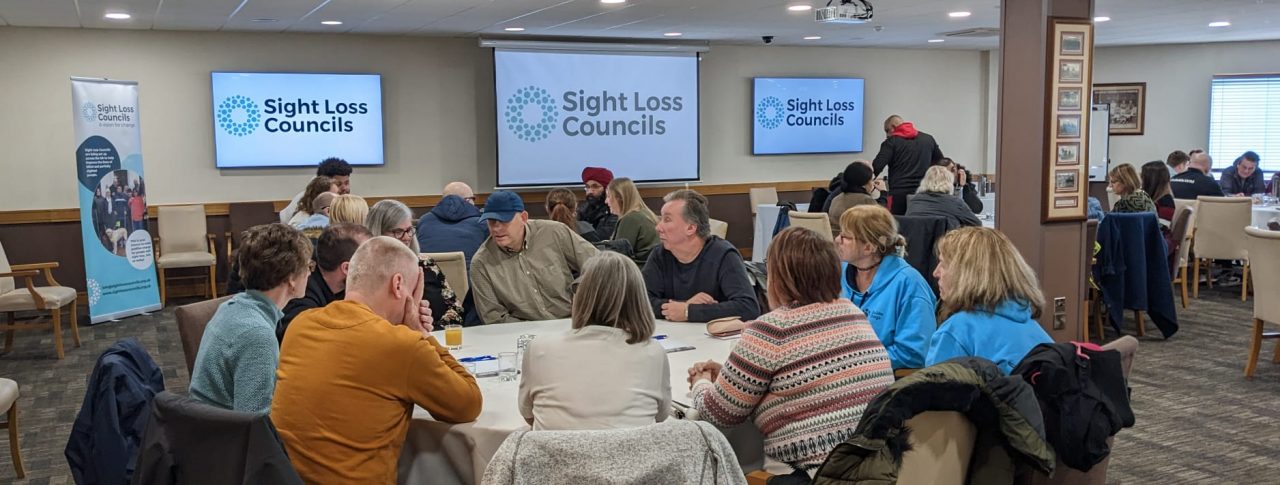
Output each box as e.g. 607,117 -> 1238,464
72,77 -> 162,323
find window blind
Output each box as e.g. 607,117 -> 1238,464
1209,75 -> 1280,172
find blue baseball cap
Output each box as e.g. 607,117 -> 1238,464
479,190 -> 526,222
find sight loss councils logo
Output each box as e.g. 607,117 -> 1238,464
756,96 -> 785,130
217,95 -> 261,136
505,86 -> 559,142
81,102 -> 97,123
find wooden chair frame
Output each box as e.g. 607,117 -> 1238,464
0,398 -> 24,478
0,262 -> 80,359
155,234 -> 218,304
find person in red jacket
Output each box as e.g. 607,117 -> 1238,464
871,115 -> 944,215
128,189 -> 146,233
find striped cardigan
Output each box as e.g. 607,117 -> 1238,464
692,300 -> 895,469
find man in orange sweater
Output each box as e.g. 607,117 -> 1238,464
271,236 -> 482,484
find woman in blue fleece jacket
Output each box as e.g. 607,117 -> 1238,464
926,227 -> 1052,374
836,205 -> 937,370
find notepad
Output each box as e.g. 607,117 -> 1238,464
653,335 -> 695,353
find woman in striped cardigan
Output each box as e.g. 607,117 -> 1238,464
687,226 -> 895,476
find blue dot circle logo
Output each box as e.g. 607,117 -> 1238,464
756,96 -> 785,130
216,95 -> 261,137
81,102 -> 97,123
505,86 -> 558,142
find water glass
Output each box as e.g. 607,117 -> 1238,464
498,352 -> 518,382
516,334 -> 536,373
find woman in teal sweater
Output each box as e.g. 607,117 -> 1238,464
189,224 -> 312,413
836,205 -> 937,370
926,227 -> 1052,374
605,177 -> 660,265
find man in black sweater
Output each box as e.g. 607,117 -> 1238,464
1171,152 -> 1224,199
872,115 -> 945,215
1219,151 -> 1266,196
277,223 -> 372,343
642,190 -> 760,323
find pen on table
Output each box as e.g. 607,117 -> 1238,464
458,355 -> 496,362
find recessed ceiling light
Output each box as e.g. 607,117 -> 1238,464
504,27 -> 525,32
1093,16 -> 1111,22
1208,21 -> 1231,27
804,36 -> 822,40
104,12 -> 131,20
788,5 -> 813,12
663,32 -> 683,37
948,11 -> 971,18
601,0 -> 626,4
928,39 -> 945,43
320,20 -> 343,25
250,18 -> 279,23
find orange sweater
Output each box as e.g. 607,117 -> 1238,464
271,300 -> 482,484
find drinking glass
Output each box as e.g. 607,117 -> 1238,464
444,324 -> 463,350
498,352 -> 518,382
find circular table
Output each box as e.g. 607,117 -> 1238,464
1254,205 -> 1279,228
396,319 -> 768,485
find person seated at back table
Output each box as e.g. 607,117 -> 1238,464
905,165 -> 982,228
1108,163 -> 1156,214
642,189 -> 760,323
416,182 -> 489,268
926,227 -> 1052,374
280,157 -> 352,223
519,251 -> 671,430
826,161 -> 879,234
294,191 -> 337,241
1141,161 -> 1176,228
934,157 -> 984,213
836,205 -> 936,370
367,199 -> 465,328
578,166 -> 620,241
546,188 -> 601,242
1165,150 -> 1190,178
470,191 -> 599,323
190,224 -> 312,413
688,227 -> 894,478
603,177 -> 660,265
328,194 -> 369,225
1220,150 -> 1266,196
288,175 -> 337,227
1171,151 -> 1224,200
272,237 -> 481,485
278,223 -> 372,343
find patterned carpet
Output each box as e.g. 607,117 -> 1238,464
0,287 -> 1276,484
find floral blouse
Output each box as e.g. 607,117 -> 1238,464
422,258 -> 465,329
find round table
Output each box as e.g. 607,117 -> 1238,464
1254,205 -> 1280,228
396,319 -> 769,485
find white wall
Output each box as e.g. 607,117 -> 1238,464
0,27 -> 986,210
1094,39 -> 1280,167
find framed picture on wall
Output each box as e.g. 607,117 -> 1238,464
1059,60 -> 1084,83
1057,114 -> 1082,139
1054,196 -> 1079,209
1060,32 -> 1085,55
1057,87 -> 1082,111
1056,142 -> 1080,165
1054,170 -> 1078,193
1093,82 -> 1146,135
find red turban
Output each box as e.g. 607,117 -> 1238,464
581,167 -> 615,187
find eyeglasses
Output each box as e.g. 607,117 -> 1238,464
388,227 -> 415,239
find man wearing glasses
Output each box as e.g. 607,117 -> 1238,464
417,181 -> 489,268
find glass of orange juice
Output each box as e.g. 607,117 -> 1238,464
444,324 -> 463,350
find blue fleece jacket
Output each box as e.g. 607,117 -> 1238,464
840,254 -> 936,369
417,194 -> 490,268
926,299 -> 1052,374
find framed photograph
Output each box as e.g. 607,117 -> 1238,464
1092,82 -> 1146,135
1057,87 -> 1082,111
1057,115 -> 1081,139
1060,32 -> 1085,55
1054,170 -> 1078,193
1054,196 -> 1079,209
1059,60 -> 1083,83
1056,142 -> 1080,165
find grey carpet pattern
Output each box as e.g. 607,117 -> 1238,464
0,288 -> 1276,484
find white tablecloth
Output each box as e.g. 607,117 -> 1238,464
752,203 -> 809,263
397,319 -> 768,485
1254,205 -> 1280,228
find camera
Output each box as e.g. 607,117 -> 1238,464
762,36 -> 774,44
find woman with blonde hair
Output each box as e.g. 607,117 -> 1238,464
328,194 -> 369,225
689,227 -> 894,474
605,177 -> 659,264
1108,163 -> 1156,214
288,176 -> 338,226
905,165 -> 981,227
519,250 -> 670,430
926,227 -> 1052,374
836,205 -> 936,370
366,199 -> 464,327
545,188 -> 600,242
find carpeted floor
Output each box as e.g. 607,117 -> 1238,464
0,287 -> 1277,484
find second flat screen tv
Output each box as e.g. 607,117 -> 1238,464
752,77 -> 864,155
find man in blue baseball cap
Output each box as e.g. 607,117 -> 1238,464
469,191 -> 598,323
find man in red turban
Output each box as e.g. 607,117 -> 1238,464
578,166 -> 618,241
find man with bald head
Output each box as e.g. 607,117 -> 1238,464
272,236 -> 482,484
871,115 -> 944,214
1171,151 -> 1224,199
418,181 -> 489,267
